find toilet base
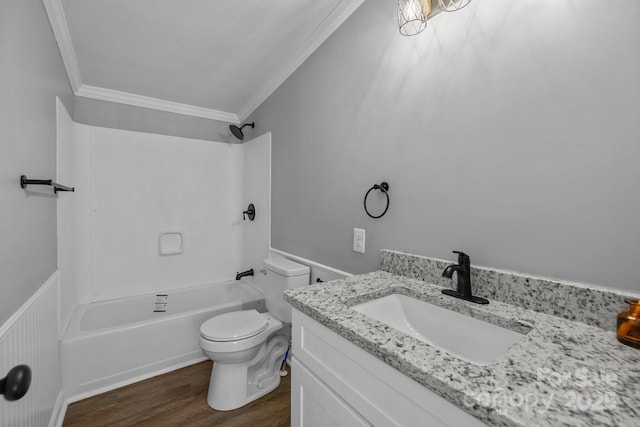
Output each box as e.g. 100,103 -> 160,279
206,333 -> 289,411
207,366 -> 281,411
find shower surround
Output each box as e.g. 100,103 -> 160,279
56,106 -> 272,400
58,116 -> 271,309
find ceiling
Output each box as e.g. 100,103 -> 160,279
44,0 -> 365,123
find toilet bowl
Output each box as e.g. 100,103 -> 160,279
200,310 -> 288,410
199,258 -> 310,411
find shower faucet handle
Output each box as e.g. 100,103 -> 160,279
243,203 -> 255,221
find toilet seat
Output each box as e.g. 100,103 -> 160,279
200,310 -> 269,342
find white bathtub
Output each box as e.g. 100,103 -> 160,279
61,280 -> 266,401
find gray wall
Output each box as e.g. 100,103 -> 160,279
73,97 -> 237,142
0,0 -> 73,325
250,0 -> 640,292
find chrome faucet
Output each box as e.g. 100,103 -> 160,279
441,251 -> 489,305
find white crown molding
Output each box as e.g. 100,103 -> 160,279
43,0 -> 82,92
237,0 -> 366,121
76,85 -> 240,123
44,0 -> 238,123
44,0 -> 364,124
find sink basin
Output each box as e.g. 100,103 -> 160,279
352,294 -> 526,365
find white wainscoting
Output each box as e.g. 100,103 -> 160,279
269,248 -> 352,284
0,272 -> 62,427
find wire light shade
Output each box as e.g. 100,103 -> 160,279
438,0 -> 472,12
398,0 -> 431,36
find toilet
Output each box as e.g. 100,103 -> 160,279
199,257 -> 310,411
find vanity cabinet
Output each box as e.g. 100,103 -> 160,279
291,359 -> 372,427
291,309 -> 488,427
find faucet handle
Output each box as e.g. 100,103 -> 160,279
452,250 -> 469,266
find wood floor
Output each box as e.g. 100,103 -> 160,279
63,361 -> 291,427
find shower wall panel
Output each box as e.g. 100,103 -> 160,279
88,127 -> 242,301
59,125 -> 246,303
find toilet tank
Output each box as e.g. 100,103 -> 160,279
263,257 -> 310,323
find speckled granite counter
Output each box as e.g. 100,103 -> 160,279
284,270 -> 640,427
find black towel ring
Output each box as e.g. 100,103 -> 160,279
364,182 -> 390,219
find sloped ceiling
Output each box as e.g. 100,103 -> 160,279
45,0 -> 365,123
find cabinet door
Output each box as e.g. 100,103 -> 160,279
291,357 -> 372,427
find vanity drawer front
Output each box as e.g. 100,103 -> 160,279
292,357 -> 372,427
292,309 -> 488,427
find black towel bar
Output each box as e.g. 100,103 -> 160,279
20,175 -> 74,193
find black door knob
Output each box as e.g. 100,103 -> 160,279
1,365 -> 32,401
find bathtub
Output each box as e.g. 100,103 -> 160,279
61,280 -> 266,401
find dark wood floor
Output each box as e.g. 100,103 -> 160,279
63,361 -> 291,427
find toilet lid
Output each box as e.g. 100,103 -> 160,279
200,310 -> 269,342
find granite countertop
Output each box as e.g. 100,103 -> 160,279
284,270 -> 640,427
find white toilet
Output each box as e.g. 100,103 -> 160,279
199,257 -> 310,411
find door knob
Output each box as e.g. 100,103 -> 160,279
1,365 -> 31,401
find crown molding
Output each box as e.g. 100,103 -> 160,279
43,0 -> 82,92
237,0 -> 366,121
44,0 -> 364,123
76,85 -> 240,123
44,0 -> 238,123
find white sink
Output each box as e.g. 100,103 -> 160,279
352,294 -> 526,366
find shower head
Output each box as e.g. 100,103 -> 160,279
229,122 -> 255,141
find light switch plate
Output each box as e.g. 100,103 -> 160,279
353,228 -> 365,254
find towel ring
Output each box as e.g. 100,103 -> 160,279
364,182 -> 390,219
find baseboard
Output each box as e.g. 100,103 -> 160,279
65,352 -> 208,404
49,391 -> 68,427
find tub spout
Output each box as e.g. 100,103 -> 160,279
236,269 -> 254,280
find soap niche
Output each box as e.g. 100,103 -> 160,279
159,232 -> 183,255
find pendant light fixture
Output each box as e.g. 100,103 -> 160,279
438,0 -> 472,12
398,0 -> 474,36
398,0 -> 431,36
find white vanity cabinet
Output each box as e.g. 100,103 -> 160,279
291,309 -> 489,427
